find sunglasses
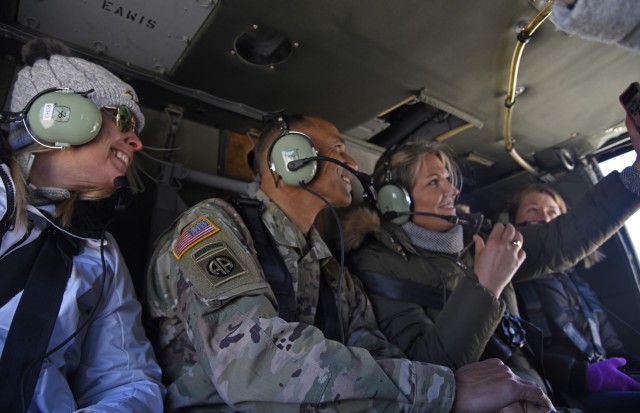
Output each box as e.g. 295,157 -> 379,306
102,105 -> 138,133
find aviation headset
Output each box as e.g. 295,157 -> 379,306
266,114 -> 319,186
375,145 -> 462,225
375,159 -> 414,225
1,87 -> 111,149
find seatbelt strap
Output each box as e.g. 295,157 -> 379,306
361,270 -> 537,364
567,273 -> 606,361
232,197 -> 342,339
516,275 -> 602,361
515,281 -> 553,338
357,270 -> 448,308
0,226 -> 78,412
542,274 -> 602,362
315,273 -> 342,341
232,198 -> 298,321
0,230 -> 45,308
0,165 -> 16,244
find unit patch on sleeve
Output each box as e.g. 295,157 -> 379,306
172,217 -> 220,259
191,240 -> 247,284
173,213 -> 268,300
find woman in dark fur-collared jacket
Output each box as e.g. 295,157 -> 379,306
343,114 -> 640,407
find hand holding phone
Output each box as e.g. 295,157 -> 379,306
620,82 -> 640,134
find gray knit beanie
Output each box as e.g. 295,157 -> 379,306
8,38 -> 145,151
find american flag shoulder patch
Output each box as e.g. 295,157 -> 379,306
172,216 -> 221,260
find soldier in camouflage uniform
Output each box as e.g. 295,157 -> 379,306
145,115 -> 554,412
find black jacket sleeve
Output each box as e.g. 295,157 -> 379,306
517,172 -> 640,280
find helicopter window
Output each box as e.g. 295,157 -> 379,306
599,151 -> 640,256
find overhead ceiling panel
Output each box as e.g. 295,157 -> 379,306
16,0 -> 219,74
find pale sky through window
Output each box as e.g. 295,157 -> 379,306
599,151 -> 640,255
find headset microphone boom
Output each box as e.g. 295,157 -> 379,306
287,156 -> 377,205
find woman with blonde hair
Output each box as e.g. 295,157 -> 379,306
345,110 -> 640,409
0,38 -> 163,412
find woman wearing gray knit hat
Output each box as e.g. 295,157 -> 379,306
0,38 -> 164,412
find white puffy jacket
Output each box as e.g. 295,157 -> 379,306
0,164 -> 164,412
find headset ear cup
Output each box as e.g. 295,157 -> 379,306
269,132 -> 318,186
377,182 -> 412,225
25,91 -> 102,148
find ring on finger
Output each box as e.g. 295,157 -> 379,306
511,239 -> 523,249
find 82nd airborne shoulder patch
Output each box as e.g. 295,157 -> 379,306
171,214 -> 266,299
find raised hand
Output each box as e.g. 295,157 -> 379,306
473,223 -> 526,297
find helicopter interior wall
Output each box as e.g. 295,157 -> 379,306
137,107 -> 223,182
109,106 -> 226,293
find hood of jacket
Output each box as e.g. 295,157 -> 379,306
343,206 -> 419,257
343,206 -> 382,253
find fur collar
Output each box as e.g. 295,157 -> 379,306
342,207 -> 383,252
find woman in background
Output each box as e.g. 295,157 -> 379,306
511,183 -> 640,411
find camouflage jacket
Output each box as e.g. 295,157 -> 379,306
146,190 -> 455,412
